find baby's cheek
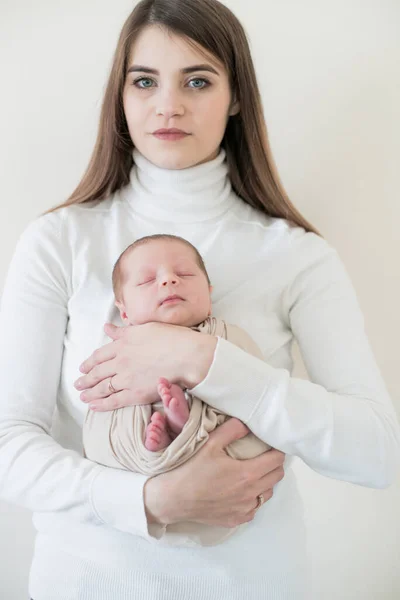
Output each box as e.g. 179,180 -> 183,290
127,299 -> 158,325
141,305 -> 159,322
192,296 -> 212,321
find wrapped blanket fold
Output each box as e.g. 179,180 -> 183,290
83,316 -> 271,547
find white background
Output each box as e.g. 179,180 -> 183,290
0,1 -> 399,598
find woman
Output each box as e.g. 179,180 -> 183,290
0,1 -> 399,599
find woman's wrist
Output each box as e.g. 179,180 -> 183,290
143,471 -> 188,526
143,476 -> 167,525
178,331 -> 217,390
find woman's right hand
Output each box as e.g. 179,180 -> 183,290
144,418 -> 285,529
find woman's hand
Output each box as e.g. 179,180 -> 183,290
74,322 -> 217,411
144,418 -> 285,528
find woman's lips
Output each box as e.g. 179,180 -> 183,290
153,132 -> 189,141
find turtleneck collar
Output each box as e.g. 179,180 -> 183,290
123,147 -> 236,223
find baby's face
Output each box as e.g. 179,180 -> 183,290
116,240 -> 212,327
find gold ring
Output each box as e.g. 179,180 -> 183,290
108,377 -> 117,395
255,493 -> 265,511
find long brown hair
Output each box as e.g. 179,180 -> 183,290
46,0 -> 320,236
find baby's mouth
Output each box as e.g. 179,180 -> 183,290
160,294 -> 184,306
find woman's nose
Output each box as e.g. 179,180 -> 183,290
155,90 -> 185,119
156,105 -> 185,119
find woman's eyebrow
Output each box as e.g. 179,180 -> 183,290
126,64 -> 220,76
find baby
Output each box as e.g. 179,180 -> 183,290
83,233 -> 270,546
111,233 -> 214,452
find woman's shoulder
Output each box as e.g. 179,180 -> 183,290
230,200 -> 335,265
276,221 -> 340,284
12,196 -> 121,271
284,223 -> 336,262
52,194 -> 117,221
24,193 -> 120,239
278,225 -> 353,311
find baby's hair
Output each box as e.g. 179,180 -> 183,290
112,234 -> 211,301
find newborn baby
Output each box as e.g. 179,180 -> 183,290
112,233 -> 214,452
83,233 -> 271,547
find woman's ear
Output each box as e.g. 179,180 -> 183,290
229,98 -> 240,116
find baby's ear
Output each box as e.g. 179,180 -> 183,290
115,300 -> 128,322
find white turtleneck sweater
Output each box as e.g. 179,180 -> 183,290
0,148 -> 399,600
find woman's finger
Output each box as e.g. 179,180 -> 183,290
242,489 -> 274,523
76,359 -> 118,393
88,389 -> 133,412
245,448 -> 285,481
233,466 -> 283,525
78,340 -> 118,375
206,417 -> 250,449
104,322 -> 125,340
257,464 -> 285,492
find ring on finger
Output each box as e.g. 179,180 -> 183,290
108,376 -> 117,395
255,493 -> 265,512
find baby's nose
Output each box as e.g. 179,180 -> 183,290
162,276 -> 177,286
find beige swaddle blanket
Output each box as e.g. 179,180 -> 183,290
83,316 -> 270,547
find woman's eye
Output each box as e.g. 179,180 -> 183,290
188,78 -> 210,90
133,77 -> 155,89
132,77 -> 210,90
179,273 -> 194,277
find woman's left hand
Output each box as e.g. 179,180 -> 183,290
74,322 -> 216,411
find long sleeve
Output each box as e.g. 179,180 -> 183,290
0,214 -> 153,537
190,240 -> 400,489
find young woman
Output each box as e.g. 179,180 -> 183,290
1,1 -> 398,599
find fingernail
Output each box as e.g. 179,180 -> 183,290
75,380 -> 83,389
79,365 -> 86,373
89,404 -> 98,411
80,392 -> 88,401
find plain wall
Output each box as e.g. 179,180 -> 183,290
0,1 -> 399,598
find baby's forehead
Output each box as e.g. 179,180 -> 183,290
128,241 -> 196,264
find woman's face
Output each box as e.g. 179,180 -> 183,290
122,25 -> 239,170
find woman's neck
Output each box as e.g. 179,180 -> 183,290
123,147 -> 236,223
